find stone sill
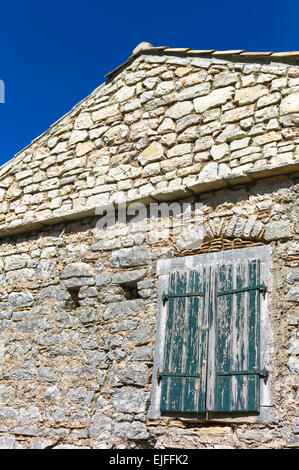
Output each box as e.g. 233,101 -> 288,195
0,160 -> 298,240
148,407 -> 277,424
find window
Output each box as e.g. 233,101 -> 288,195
149,246 -> 274,422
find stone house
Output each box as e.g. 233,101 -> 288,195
0,42 -> 298,449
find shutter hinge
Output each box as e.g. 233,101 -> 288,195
259,284 -> 268,297
162,292 -> 203,304
157,369 -> 201,382
259,369 -> 269,384
217,369 -> 269,384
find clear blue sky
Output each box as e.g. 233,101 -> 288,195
0,0 -> 298,167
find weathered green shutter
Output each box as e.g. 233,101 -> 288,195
160,268 -> 210,414
212,260 -> 261,412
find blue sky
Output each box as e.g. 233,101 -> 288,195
0,0 -> 298,167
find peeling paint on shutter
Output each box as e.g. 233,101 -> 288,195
160,268 -> 210,413
212,260 -> 261,412
160,259 -> 262,415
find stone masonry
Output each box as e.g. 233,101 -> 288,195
0,43 -> 298,448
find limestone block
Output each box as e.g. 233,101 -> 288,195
155,81 -> 175,97
114,421 -> 149,440
178,82 -> 210,101
213,72 -> 238,88
194,136 -> 214,151
138,142 -> 164,165
92,104 -> 119,122
222,105 -> 255,123
211,143 -> 229,160
112,269 -> 147,285
253,132 -> 282,146
287,287 -> 299,302
85,350 -> 107,366
128,326 -> 152,346
44,386 -> 61,403
179,71 -> 207,87
8,292 -> 34,308
129,347 -> 152,361
120,99 -> 141,113
143,77 -> 158,90
198,162 -> 218,180
0,437 -> 15,449
279,113 -> 299,127
95,272 -> 112,286
75,141 -> 95,156
130,120 -> 150,140
4,254 -> 29,271
113,388 -> 149,413
89,413 -> 112,440
178,126 -> 199,142
280,92 -> 299,115
9,361 -> 36,380
69,130 -> 88,145
176,114 -> 200,133
194,86 -> 234,113
114,86 -> 135,102
61,262 -> 93,279
235,85 -> 268,105
142,161 -> 161,177
50,141 -> 68,155
36,260 -> 57,280
12,426 -> 39,437
165,101 -> 194,119
0,407 -> 17,419
67,387 -> 94,405
74,113 -> 93,129
264,221 -> 293,241
37,367 -> 57,383
256,92 -> 281,108
255,105 -> 278,122
230,137 -> 250,151
167,143 -> 192,158
116,364 -> 148,387
0,385 -> 13,403
287,271 -> 299,284
103,125 -> 129,145
157,118 -> 175,134
216,124 -> 246,143
110,319 -> 139,333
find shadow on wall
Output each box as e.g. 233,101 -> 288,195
0,174 -> 297,252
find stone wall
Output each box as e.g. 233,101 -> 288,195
0,47 -> 298,448
0,174 -> 298,449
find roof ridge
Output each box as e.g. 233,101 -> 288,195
105,43 -> 299,79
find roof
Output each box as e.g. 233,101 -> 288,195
105,41 -> 299,79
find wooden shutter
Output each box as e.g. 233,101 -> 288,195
160,268 -> 210,414
211,259 -> 261,412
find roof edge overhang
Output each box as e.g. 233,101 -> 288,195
104,44 -> 299,80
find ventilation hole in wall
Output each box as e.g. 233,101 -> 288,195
67,287 -> 81,307
121,283 -> 140,300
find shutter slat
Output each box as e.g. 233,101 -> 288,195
160,268 -> 209,414
247,260 -> 260,412
215,263 -> 233,412
232,261 -> 248,410
213,260 -> 260,412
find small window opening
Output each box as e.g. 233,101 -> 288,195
67,287 -> 80,307
121,283 -> 140,300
